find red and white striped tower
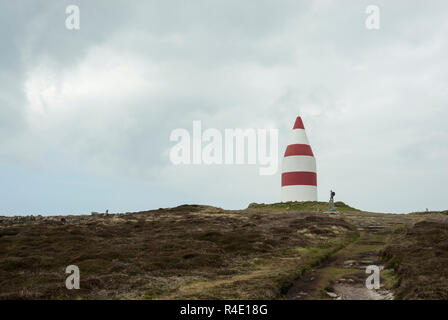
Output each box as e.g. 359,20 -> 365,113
281,116 -> 317,202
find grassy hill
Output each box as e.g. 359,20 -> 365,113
0,203 -> 447,300
248,201 -> 360,212
381,218 -> 448,299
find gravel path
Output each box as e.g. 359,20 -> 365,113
286,211 -> 417,300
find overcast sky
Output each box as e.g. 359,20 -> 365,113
1,0 -> 447,215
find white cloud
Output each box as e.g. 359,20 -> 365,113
1,1 -> 448,214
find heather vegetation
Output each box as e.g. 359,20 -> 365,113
1,204 -> 447,300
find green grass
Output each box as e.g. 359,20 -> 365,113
248,201 -> 360,212
156,234 -> 358,300
381,268 -> 398,290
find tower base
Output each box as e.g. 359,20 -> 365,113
281,185 -> 317,202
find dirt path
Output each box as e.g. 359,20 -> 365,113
286,212 -> 415,300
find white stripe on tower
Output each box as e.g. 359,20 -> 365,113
287,129 -> 310,145
282,156 -> 316,172
281,116 -> 317,202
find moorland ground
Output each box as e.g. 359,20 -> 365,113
0,202 -> 447,299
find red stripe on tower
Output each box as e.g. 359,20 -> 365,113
293,117 -> 305,129
284,144 -> 314,157
282,172 -> 317,186
281,116 -> 318,202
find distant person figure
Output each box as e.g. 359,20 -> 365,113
105,209 -> 109,215
328,190 -> 336,212
330,190 -> 336,201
